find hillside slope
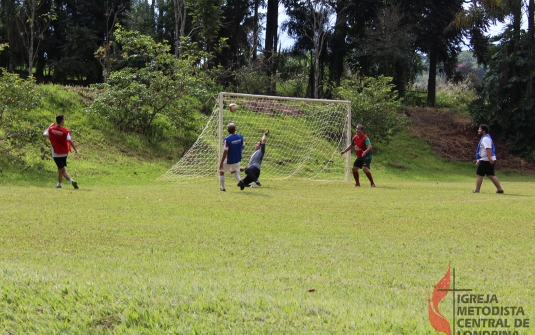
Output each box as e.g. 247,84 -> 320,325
404,107 -> 535,174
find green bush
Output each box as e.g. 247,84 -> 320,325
0,70 -> 47,167
434,77 -> 476,113
89,26 -> 218,142
333,74 -> 404,144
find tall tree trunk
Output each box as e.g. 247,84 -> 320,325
35,50 -> 45,78
329,0 -> 347,87
528,0 -> 534,95
252,0 -> 259,61
427,49 -> 437,107
28,0 -> 36,76
173,0 -> 183,57
264,0 -> 278,95
314,49 -> 320,98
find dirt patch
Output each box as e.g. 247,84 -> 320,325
403,107 -> 535,173
241,100 -> 304,116
62,86 -> 98,105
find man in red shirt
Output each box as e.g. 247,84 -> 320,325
340,124 -> 376,187
43,114 -> 79,189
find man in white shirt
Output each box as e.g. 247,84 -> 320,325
473,124 -> 503,193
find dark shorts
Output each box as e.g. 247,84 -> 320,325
245,166 -> 261,179
53,157 -> 68,169
476,160 -> 495,176
353,158 -> 372,169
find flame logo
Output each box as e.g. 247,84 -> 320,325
428,265 -> 451,335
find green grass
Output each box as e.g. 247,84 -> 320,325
1,178 -> 535,334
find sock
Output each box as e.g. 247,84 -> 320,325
365,171 -> 374,185
219,176 -> 225,189
352,170 -> 360,185
70,179 -> 75,183
232,171 -> 241,182
57,183 -> 62,187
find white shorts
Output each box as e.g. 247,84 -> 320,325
220,162 -> 240,173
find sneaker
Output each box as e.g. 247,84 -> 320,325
238,181 -> 245,190
72,181 -> 78,189
255,181 -> 262,187
472,190 -> 480,193
496,190 -> 504,194
56,184 -> 62,188
220,188 -> 226,192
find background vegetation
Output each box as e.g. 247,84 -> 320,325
2,0 -> 535,159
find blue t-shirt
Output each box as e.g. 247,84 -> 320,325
224,133 -> 244,164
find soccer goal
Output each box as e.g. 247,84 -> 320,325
158,92 -> 352,182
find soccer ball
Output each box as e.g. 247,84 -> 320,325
228,103 -> 238,112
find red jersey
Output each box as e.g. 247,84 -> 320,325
353,134 -> 370,158
48,126 -> 71,155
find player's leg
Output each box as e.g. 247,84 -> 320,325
474,175 -> 484,192
57,167 -> 64,187
485,162 -> 503,192
242,167 -> 258,186
254,170 -> 261,186
474,162 -> 487,192
362,160 -> 375,187
487,175 -> 503,193
54,157 -> 71,188
219,169 -> 226,191
231,170 -> 241,182
60,157 -> 78,189
352,159 -> 361,186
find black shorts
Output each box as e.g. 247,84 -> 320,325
53,157 -> 68,169
476,160 -> 495,176
353,158 -> 372,169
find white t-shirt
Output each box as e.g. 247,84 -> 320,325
43,128 -> 71,158
478,136 -> 496,161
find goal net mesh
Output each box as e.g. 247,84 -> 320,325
158,93 -> 350,181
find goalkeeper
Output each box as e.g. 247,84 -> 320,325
238,130 -> 268,190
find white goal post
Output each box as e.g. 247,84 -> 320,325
158,92 -> 352,182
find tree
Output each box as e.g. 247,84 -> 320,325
355,1 -> 419,97
264,0 -> 278,94
90,26 -> 218,141
95,1 -> 126,82
0,69 -> 45,166
333,73 -> 403,144
285,0 -> 338,98
15,0 -> 55,76
404,0 -> 464,106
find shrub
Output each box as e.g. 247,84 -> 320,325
89,26 -> 218,142
333,74 -> 404,144
0,70 -> 47,167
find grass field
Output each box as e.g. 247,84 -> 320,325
1,176 -> 535,334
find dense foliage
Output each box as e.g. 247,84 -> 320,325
89,26 -> 219,142
470,30 -> 535,161
0,70 -> 45,166
334,74 -> 403,144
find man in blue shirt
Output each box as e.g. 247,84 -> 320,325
219,123 -> 244,191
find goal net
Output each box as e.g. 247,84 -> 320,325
158,92 -> 352,182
